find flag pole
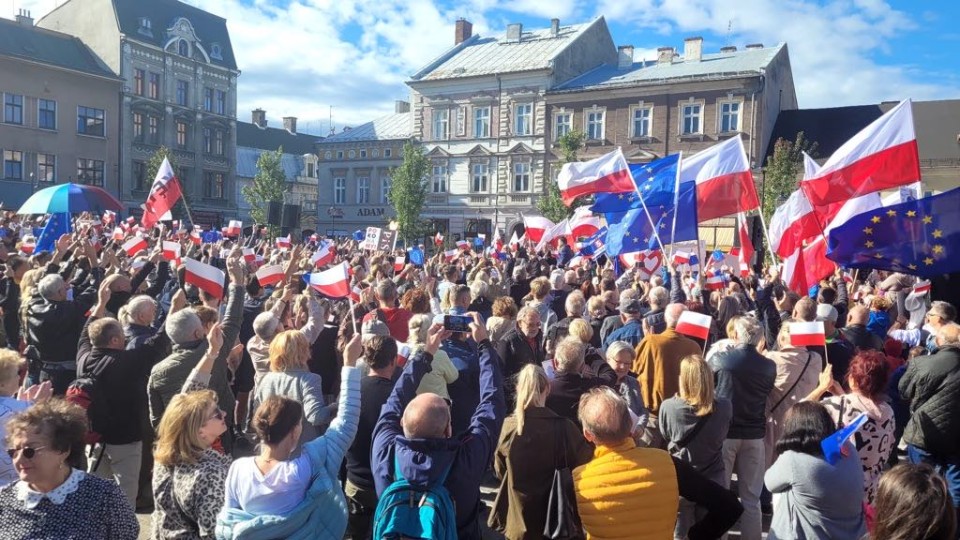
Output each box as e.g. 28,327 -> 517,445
177,187 -> 196,229
348,294 -> 359,336
755,209 -> 779,267
668,151 -> 683,261
626,151 -> 666,254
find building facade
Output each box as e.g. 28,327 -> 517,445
316,104 -> 412,236
236,109 -> 322,232
406,17 -> 618,238
0,12 -> 121,207
38,0 -> 240,226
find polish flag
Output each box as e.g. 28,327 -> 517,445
456,240 -> 470,251
122,236 -> 148,257
913,280 -> 931,295
536,219 -> 571,251
801,100 -> 920,207
311,242 -> 336,267
790,321 -> 826,347
102,210 -> 116,226
673,251 -> 692,265
675,311 -> 712,340
161,241 -> 180,261
782,236 -> 835,295
349,286 -> 363,303
508,231 -> 521,247
141,157 -> 183,229
183,257 -> 225,299
522,215 -> 555,243
569,206 -> 601,239
242,247 -> 256,263
443,249 -> 458,262
394,261 -> 405,273
680,135 -> 760,222
492,229 -> 504,252
276,235 -> 292,250
434,232 -> 444,246
705,274 -> 726,291
305,262 -> 351,298
189,229 -> 202,245
112,227 -> 125,242
225,220 -> 242,237
19,239 -> 35,255
557,148 -> 634,205
255,264 -> 285,287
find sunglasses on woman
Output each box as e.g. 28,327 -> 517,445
7,446 -> 46,459
208,408 -> 225,422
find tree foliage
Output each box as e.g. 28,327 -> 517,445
387,140 -> 431,242
762,131 -> 818,222
145,146 -> 192,221
242,147 -> 287,234
537,130 -> 586,223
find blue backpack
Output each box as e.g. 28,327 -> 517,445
372,456 -> 457,540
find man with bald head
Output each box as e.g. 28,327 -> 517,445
372,313 -> 505,540
841,305 -> 883,351
900,321 -> 960,505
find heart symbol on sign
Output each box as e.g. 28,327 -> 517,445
637,250 -> 662,277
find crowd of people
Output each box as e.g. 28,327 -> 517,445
0,211 -> 957,540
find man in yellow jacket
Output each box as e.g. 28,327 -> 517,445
573,387 -> 743,540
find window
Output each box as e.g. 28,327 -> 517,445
203,88 -> 213,111
471,163 -> 488,193
357,176 -> 370,203
176,120 -> 188,148
432,109 -> 449,140
719,101 -> 741,133
586,110 -> 604,140
148,115 -> 159,144
178,40 -> 189,57
37,153 -> 55,182
134,69 -> 145,96
360,149 -> 367,158
336,150 -> 344,159
372,149 -> 379,158
554,112 -> 571,139
324,151 -> 332,159
215,90 -> 226,115
77,106 -> 105,137
333,177 -> 346,204
348,150 -> 355,159
3,94 -> 23,125
204,171 -> 225,198
213,129 -> 224,155
474,107 -> 490,138
632,106 -> 651,138
306,162 -> 315,178
210,44 -> 223,60
431,165 -> 447,193
38,99 -> 57,130
3,150 -> 22,179
133,161 -> 147,190
384,148 -> 392,158
176,80 -> 189,106
148,73 -> 160,99
77,158 -> 104,186
513,162 -> 530,192
514,103 -> 532,135
380,176 -> 392,203
682,103 -> 702,135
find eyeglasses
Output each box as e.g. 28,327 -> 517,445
7,446 -> 46,459
208,408 -> 225,422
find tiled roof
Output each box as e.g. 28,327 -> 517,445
320,112 -> 412,143
410,18 -> 601,82
0,18 -> 117,79
235,121 -> 322,155
553,43 -> 785,92
236,147 -> 303,180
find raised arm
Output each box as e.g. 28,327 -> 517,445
298,294 -> 324,345
306,334 -> 362,465
458,313 -> 506,472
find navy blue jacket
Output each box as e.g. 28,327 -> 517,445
603,318 -> 644,351
711,344 -> 776,440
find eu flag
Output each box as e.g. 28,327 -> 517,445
826,187 -> 960,277
34,213 -> 72,254
590,154 -> 680,214
408,246 -> 425,266
604,180 -> 698,256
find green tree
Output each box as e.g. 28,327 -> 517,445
145,146 -> 193,221
762,131 -> 818,222
387,140 -> 431,242
242,147 -> 287,234
537,130 -> 586,223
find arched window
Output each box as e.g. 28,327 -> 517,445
178,40 -> 189,57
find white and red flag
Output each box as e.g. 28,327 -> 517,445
242,247 -> 256,263
276,235 -> 292,250
161,241 -> 180,261
122,236 -> 148,257
189,229 -> 202,245
183,257 -> 225,298
102,210 -> 116,226
680,135 -> 760,222
676,311 -> 713,340
557,148 -> 634,205
305,262 -> 351,298
569,206 -> 601,239
349,285 -> 363,303
914,280 -> 931,295
801,100 -> 920,207
492,229 -> 504,252
255,264 -> 285,287
522,215 -> 555,244
225,220 -> 242,237
673,251 -> 692,265
536,219 -> 571,251
141,157 -> 183,229
790,321 -> 826,347
393,261 -> 405,273
442,249 -> 458,262
434,232 -> 444,246
456,240 -> 470,251
112,227 -> 125,242
705,274 -> 726,291
311,242 -> 336,267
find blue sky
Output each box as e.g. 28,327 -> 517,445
12,0 -> 960,133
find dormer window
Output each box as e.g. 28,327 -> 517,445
210,43 -> 223,60
137,17 -> 152,37
178,40 -> 189,57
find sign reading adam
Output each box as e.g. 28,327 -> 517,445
358,208 -> 386,217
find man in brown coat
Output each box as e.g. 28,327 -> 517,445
634,303 -> 701,448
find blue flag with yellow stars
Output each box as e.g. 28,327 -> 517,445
826,187 -> 960,277
591,154 -> 680,214
34,213 -> 72,254
604,179 -> 698,256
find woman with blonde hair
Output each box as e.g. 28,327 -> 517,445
763,322 -> 821,468
253,329 -> 328,446
658,354 -> 733,539
407,314 -> 458,398
489,364 -> 593,539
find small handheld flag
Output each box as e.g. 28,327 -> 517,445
790,321 -> 826,347
821,412 -> 869,465
675,311 -> 713,341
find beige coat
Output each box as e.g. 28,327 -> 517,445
763,347 -> 822,467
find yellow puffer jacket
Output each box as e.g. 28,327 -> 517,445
573,439 -> 679,540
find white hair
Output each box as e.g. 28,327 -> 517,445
554,338 -> 586,374
565,290 -> 586,317
252,311 -> 281,341
469,280 -> 489,301
119,295 -> 157,326
605,341 -> 634,363
37,274 -> 65,301
165,309 -> 204,345
549,270 -> 564,289
664,303 -> 686,328
649,286 -> 669,308
733,316 -> 763,346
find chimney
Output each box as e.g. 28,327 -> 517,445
617,45 -> 634,70
283,116 -> 297,134
720,45 -> 737,53
505,23 -> 523,43
251,108 -> 267,128
683,36 -> 703,62
394,100 -> 411,113
656,47 -> 675,64
15,9 -> 33,26
745,43 -> 764,50
550,18 -> 560,37
454,18 -> 473,45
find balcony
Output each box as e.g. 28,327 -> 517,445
427,194 -> 448,205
